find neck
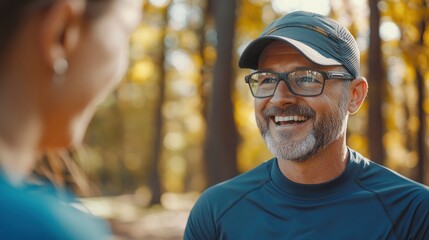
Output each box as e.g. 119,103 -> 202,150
0,138 -> 39,186
277,138 -> 348,184
0,12 -> 51,186
0,74 -> 44,186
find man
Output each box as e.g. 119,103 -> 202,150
184,11 -> 429,239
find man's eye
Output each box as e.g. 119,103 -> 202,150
297,76 -> 319,83
260,77 -> 277,84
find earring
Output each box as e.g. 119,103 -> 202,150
53,58 -> 69,86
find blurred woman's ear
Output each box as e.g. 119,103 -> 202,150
39,0 -> 86,70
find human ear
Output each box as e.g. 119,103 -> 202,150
347,77 -> 368,114
39,0 -> 85,69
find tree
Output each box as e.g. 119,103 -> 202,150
415,2 -> 427,183
204,0 -> 239,187
148,4 -> 170,205
368,0 -> 385,164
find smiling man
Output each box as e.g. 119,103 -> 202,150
184,11 -> 429,240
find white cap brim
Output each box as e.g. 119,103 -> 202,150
268,36 -> 342,66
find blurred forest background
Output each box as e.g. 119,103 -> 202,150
66,0 -> 429,238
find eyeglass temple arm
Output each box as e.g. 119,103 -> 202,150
326,72 -> 354,80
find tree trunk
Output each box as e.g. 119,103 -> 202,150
184,0 -> 212,192
148,7 -> 170,206
204,0 -> 239,187
367,0 -> 385,164
113,91 -> 132,193
416,10 -> 427,184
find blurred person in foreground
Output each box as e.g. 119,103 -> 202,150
184,11 -> 429,239
0,0 -> 142,239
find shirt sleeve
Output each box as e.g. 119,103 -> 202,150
184,191 -> 218,240
411,188 -> 429,240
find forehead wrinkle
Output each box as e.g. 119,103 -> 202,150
259,41 -> 301,59
258,43 -> 316,71
258,41 -> 314,71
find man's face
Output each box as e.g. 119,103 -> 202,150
254,41 -> 350,162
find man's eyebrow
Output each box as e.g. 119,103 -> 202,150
293,67 -> 315,71
255,68 -> 274,72
255,67 -> 316,73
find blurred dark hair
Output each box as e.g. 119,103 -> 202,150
0,0 -> 113,55
33,149 -> 100,197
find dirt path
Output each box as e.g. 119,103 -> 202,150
82,193 -> 197,240
110,208 -> 189,239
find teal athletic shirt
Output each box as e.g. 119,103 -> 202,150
184,149 -> 429,239
0,173 -> 111,239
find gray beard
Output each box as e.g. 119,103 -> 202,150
257,95 -> 349,162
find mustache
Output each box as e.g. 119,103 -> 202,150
262,105 -> 316,118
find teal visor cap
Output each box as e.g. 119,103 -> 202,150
238,11 -> 360,78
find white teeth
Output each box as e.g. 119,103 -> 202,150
274,115 -> 308,123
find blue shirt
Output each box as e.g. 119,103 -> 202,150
184,149 -> 429,239
0,174 -> 111,240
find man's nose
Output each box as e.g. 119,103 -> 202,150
269,80 -> 298,106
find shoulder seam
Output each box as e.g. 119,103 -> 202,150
215,179 -> 271,226
215,162 -> 273,227
212,160 -> 273,238
356,180 -> 400,239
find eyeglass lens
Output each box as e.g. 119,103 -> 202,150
248,70 -> 325,97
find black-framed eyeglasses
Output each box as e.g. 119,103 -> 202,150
244,69 -> 354,98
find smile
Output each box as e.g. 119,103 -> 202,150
274,115 -> 309,125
